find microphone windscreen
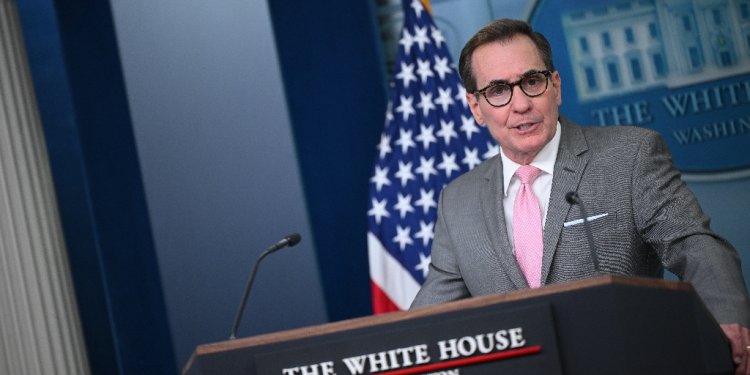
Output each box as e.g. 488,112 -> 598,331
565,191 -> 579,204
286,233 -> 302,247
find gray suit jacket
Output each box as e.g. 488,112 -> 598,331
411,116 -> 750,326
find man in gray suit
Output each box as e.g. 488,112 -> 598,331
410,19 -> 750,373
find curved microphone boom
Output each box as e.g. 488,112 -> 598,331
229,233 -> 301,339
565,192 -> 601,274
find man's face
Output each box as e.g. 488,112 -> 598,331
467,35 -> 562,165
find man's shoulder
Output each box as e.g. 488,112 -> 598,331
563,116 -> 655,135
582,124 -> 657,137
562,117 -> 661,148
442,154 -> 498,195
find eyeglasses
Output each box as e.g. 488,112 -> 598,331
474,70 -> 552,107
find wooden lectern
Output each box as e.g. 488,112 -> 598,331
183,276 -> 733,374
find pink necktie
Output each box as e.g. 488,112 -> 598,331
513,165 -> 543,288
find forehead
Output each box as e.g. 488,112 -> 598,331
471,35 -> 544,85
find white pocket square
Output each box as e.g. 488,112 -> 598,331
563,213 -> 609,227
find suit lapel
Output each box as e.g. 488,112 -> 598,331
540,117 -> 590,285
480,156 -> 527,289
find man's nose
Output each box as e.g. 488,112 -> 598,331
509,85 -> 532,112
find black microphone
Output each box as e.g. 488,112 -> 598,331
565,192 -> 601,274
229,233 -> 301,339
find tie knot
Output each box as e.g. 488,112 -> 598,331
516,165 -> 541,184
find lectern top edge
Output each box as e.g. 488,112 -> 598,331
190,275 -> 689,357
184,275 -> 729,375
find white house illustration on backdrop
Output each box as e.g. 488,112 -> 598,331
562,0 -> 750,103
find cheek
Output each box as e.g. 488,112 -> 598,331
485,120 -> 511,144
484,110 -> 510,130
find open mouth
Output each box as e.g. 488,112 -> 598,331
513,121 -> 538,132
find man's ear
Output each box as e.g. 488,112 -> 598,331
552,70 -> 562,106
467,93 -> 485,125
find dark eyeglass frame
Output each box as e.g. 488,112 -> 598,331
473,70 -> 553,108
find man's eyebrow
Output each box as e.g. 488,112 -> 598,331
486,69 -> 545,86
521,68 -> 544,77
487,78 -> 510,86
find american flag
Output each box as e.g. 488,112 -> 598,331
367,0 -> 497,313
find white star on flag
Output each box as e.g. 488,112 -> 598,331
367,0 -> 496,313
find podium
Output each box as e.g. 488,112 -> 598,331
183,276 -> 733,374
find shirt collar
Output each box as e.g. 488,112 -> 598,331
500,121 -> 561,196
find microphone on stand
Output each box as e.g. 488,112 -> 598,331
229,233 -> 301,339
565,192 -> 601,274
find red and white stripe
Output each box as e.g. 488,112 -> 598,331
367,232 -> 421,313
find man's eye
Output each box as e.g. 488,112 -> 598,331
525,77 -> 540,87
487,85 -> 508,97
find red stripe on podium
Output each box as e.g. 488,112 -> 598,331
376,345 -> 543,375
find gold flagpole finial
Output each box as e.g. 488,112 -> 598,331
420,0 -> 432,14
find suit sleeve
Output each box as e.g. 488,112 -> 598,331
633,131 -> 750,325
410,188 -> 470,309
